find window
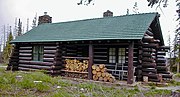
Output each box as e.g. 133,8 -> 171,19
109,48 -> 116,63
118,48 -> 125,64
33,46 -> 43,61
109,48 -> 126,64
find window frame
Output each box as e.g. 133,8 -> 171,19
108,47 -> 126,64
109,48 -> 116,63
118,48 -> 126,64
32,45 -> 44,61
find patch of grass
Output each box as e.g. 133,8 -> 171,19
17,71 -> 53,92
147,82 -> 156,86
0,84 -> 14,92
0,71 -> 17,86
175,73 -> 180,78
150,85 -> 156,89
0,68 -> 176,97
121,87 -> 140,97
18,78 -> 35,89
0,63 -> 7,66
78,82 -> 96,90
35,82 -> 51,92
169,80 -> 180,86
56,79 -> 72,87
145,89 -> 171,97
177,89 -> 180,92
49,89 -> 72,97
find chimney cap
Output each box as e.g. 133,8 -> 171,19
44,12 -> 47,15
103,10 -> 113,17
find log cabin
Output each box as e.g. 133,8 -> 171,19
8,11 -> 172,84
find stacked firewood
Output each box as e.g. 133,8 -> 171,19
92,64 -> 115,83
65,59 -> 88,72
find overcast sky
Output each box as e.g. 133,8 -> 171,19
0,0 -> 177,46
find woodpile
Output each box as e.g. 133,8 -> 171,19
65,59 -> 88,72
61,58 -> 88,79
92,64 -> 115,83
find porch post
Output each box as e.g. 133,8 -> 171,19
88,44 -> 93,80
127,41 -> 134,84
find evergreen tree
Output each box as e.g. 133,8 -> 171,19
32,13 -> 37,29
2,26 -> 13,64
17,18 -> 22,36
13,18 -> 18,38
26,18 -> 29,32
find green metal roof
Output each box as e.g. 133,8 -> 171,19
11,12 -> 160,43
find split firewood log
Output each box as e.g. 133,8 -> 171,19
99,64 -> 105,69
96,67 -> 100,72
93,75 -> 98,81
97,72 -> 102,77
92,65 -> 97,70
92,70 -> 97,75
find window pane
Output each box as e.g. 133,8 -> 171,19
109,56 -> 113,59
33,46 -> 44,61
109,60 -> 112,63
39,46 -> 44,61
109,51 -> 112,55
109,48 -> 116,63
39,53 -> 44,61
112,52 -> 115,55
118,48 -> 125,64
112,60 -> 116,63
33,46 -> 38,54
33,53 -> 39,61
33,46 -> 38,61
112,56 -> 116,60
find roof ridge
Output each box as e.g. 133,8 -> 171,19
50,12 -> 158,25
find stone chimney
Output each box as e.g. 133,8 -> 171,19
38,12 -> 52,25
103,10 -> 113,17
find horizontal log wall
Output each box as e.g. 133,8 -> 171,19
156,46 -> 173,79
62,45 -> 88,57
63,45 -> 77,57
17,44 -> 58,72
138,29 -> 160,81
137,28 -> 172,82
51,43 -> 63,74
93,46 -> 108,64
